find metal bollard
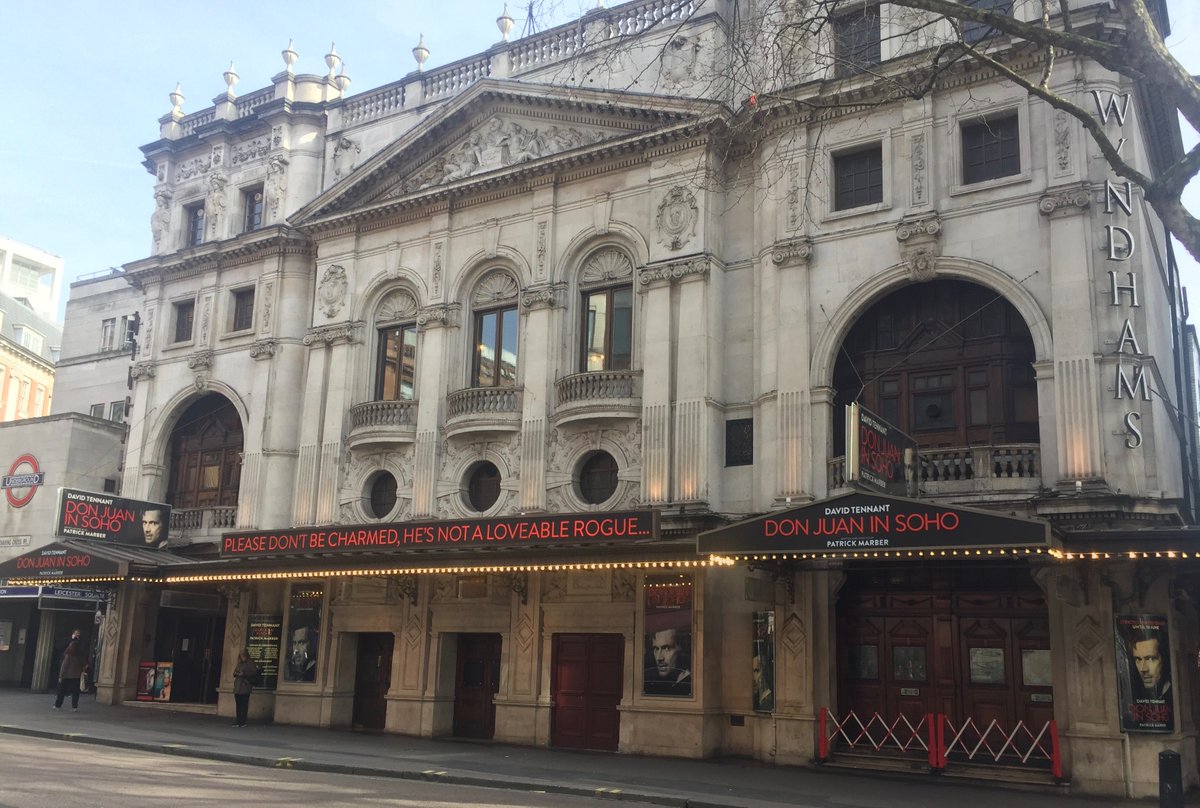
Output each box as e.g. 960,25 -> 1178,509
1159,749 -> 1183,808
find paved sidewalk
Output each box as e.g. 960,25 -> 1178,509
0,690 -> 1143,807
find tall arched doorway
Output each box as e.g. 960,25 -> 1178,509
832,279 -> 1038,455
166,394 -> 243,509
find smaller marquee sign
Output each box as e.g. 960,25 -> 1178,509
698,491 -> 1051,555
0,543 -> 123,582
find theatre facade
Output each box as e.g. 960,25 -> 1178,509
4,0 -> 1199,799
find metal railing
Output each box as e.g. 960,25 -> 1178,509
446,386 -> 521,418
349,399 -> 418,430
556,370 -> 642,407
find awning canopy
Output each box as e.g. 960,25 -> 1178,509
698,491 -> 1055,558
0,540 -> 195,585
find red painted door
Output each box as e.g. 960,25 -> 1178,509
453,633 -> 501,739
551,633 -> 624,751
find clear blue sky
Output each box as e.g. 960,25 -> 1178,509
1,0 -> 1197,322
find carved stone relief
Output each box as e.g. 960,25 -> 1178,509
655,186 -> 699,250
318,265 -> 348,317
535,222 -> 548,278
581,248 -> 633,285
177,155 -> 211,181
612,569 -> 635,602
911,133 -> 927,206
333,137 -> 361,178
472,270 -> 520,307
895,212 -> 942,283
261,281 -> 274,332
1038,184 -> 1091,217
543,572 -> 567,601
638,254 -> 711,286
265,155 -> 289,222
151,190 -> 172,251
432,243 -> 443,297
660,34 -> 703,87
232,137 -> 270,164
206,173 -> 228,238
378,289 -> 419,323
199,297 -> 212,343
1054,111 -> 1071,175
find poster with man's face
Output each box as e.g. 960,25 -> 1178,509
752,611 -> 775,712
284,584 -> 323,683
55,488 -> 171,549
643,575 -> 693,697
1114,614 -> 1174,733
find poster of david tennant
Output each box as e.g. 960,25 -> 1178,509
1114,614 -> 1174,733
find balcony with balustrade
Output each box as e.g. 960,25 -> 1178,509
444,386 -> 523,438
553,370 -> 642,427
347,400 -> 419,449
828,444 -> 1042,499
169,506 -> 238,543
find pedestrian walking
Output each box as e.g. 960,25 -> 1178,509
53,629 -> 86,711
231,649 -> 261,727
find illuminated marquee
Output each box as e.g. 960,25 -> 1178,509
221,510 -> 660,558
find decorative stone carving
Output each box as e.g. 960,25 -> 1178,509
638,254 -> 711,287
151,190 -> 172,251
333,136 -> 361,178
271,125 -> 283,147
395,117 -> 608,194
378,289 -> 419,322
318,265 -> 348,317
911,132 -> 927,206
786,162 -> 801,231
535,222 -> 548,277
1054,111 -> 1071,174
187,350 -> 213,370
303,322 -> 362,346
520,284 -> 564,310
265,155 -> 289,222
130,362 -> 157,381
472,270 -> 519,306
432,243 -> 443,296
261,282 -> 274,332
771,237 -> 814,267
581,248 -> 633,285
231,137 -> 270,164
199,297 -> 212,343
895,212 -> 942,283
660,34 -> 702,86
612,569 -> 635,602
177,154 -> 211,181
655,186 -> 699,250
249,339 -> 279,359
1038,184 -> 1091,216
1074,615 -> 1105,666
211,144 -> 224,168
416,304 -> 458,328
193,373 -> 209,391
205,173 -> 228,238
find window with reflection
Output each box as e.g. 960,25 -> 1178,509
581,286 -> 632,371
473,307 -> 518,387
376,324 -> 417,400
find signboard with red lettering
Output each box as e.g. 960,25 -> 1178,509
697,491 -> 1051,555
0,543 -> 122,582
221,510 -> 660,558
844,403 -> 917,497
55,488 -> 171,549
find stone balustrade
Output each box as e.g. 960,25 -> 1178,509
827,443 -> 1042,496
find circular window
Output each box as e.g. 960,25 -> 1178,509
466,461 -> 502,512
367,472 -> 398,518
578,451 -> 619,505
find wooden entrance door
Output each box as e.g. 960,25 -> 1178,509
352,633 -> 394,730
453,633 -> 501,739
551,634 -> 624,751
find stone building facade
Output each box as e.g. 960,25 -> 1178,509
4,0 -> 1198,798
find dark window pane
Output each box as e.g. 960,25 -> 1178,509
376,325 -> 417,400
962,114 -> 1020,184
244,187 -> 264,231
584,291 -> 607,371
188,206 -> 205,246
369,472 -> 398,518
725,418 -> 754,467
232,289 -> 255,331
467,462 -> 501,511
175,301 -> 195,343
914,391 -> 955,430
611,287 -> 633,369
400,326 -> 417,399
834,146 -> 883,210
963,0 -> 1013,44
969,388 -> 989,425
881,397 -> 900,425
579,451 -> 619,504
834,7 -> 881,77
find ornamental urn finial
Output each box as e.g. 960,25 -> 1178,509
497,4 -> 515,41
169,83 -> 185,116
334,63 -> 351,93
282,39 -> 299,73
325,42 -> 341,78
412,34 -> 430,72
223,61 -> 240,97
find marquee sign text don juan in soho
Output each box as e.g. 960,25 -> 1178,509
221,511 -> 660,558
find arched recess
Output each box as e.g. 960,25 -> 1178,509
555,220 -> 650,284
565,242 -> 639,375
823,269 -> 1045,455
353,266 -> 427,323
363,283 -> 423,403
458,261 -> 524,389
163,392 -> 246,509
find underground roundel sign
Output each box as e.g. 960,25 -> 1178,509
3,454 -> 45,509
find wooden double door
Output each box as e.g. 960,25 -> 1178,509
551,633 -> 624,751
838,566 -> 1052,736
352,633 -> 394,730
454,633 -> 502,739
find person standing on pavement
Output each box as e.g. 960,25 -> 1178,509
53,629 -> 86,711
232,649 -> 260,727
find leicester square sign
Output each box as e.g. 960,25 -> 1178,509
697,491 -> 1051,555
221,510 -> 660,558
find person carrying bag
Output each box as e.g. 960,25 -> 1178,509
231,649 -> 261,728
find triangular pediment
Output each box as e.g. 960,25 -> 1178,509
297,80 -> 717,226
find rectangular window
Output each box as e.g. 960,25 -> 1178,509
13,326 -> 44,355
231,287 -> 255,332
725,418 -> 754,467
186,204 -> 206,246
376,324 -> 418,400
962,0 -> 1012,44
17,380 -> 30,416
834,6 -> 881,77
100,318 -> 117,351
174,300 -> 195,343
473,306 -> 518,387
243,186 -> 264,232
89,403 -> 105,418
103,478 -> 118,493
109,400 -> 126,423
581,285 -> 633,371
834,145 -> 883,210
962,114 -> 1020,184
33,386 -> 46,416
121,315 -> 135,349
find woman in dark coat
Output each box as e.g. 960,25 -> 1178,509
232,650 -> 261,727
53,629 -> 86,711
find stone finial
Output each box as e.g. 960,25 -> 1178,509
325,42 -> 341,78
334,64 -> 351,93
223,61 -> 239,98
282,39 -> 298,73
413,34 -> 430,72
497,4 -> 515,41
169,83 -> 185,118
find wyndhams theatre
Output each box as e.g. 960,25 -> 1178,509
3,0 -> 1200,799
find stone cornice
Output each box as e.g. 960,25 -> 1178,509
123,226 -> 313,286
303,322 -> 363,347
1038,183 -> 1092,217
638,254 -> 716,289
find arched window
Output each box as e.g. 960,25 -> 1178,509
833,280 -> 1037,453
374,289 -> 420,401
471,270 -> 520,387
578,248 -> 634,372
166,394 -> 243,508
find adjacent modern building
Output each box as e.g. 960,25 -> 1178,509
3,0 -> 1198,799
